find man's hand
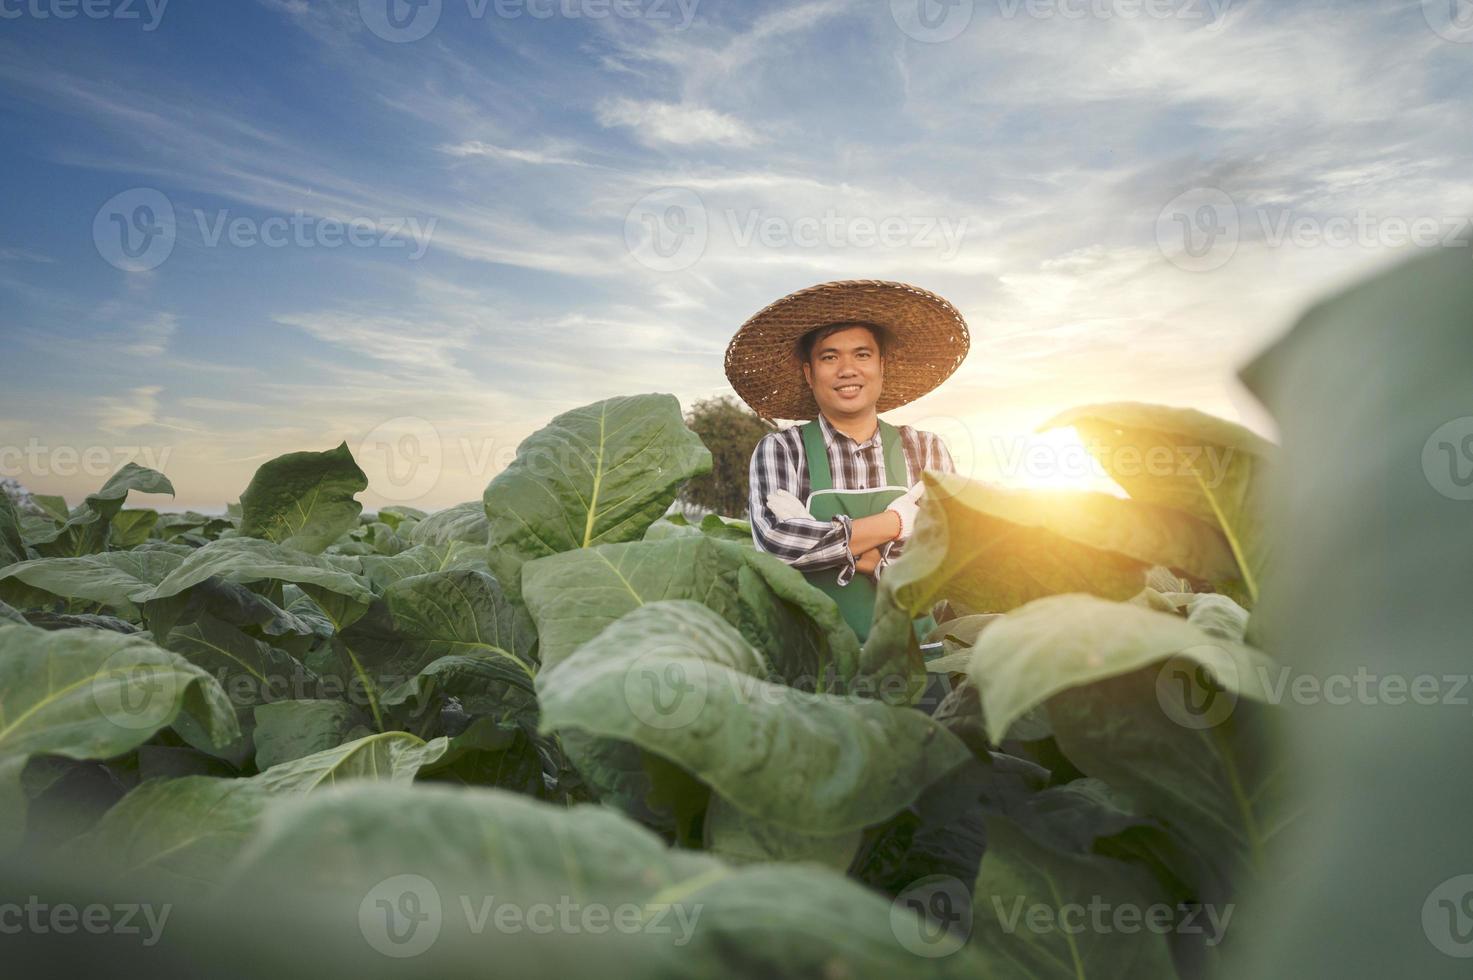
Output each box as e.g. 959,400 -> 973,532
885,481 -> 927,544
766,489 -> 814,522
855,547 -> 883,578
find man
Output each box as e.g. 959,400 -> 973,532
724,280 -> 971,642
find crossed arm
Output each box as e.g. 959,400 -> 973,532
747,430 -> 951,582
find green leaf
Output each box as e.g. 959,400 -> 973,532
251,699 -> 369,769
537,600 -> 971,835
358,540 -> 492,592
213,783 -> 989,977
77,731 -> 446,894
109,508 -> 159,549
522,534 -> 857,686
966,594 -> 1275,744
375,505 -> 427,530
702,795 -> 860,869
156,511 -> 235,541
31,464 -> 175,557
30,494 -> 69,522
482,394 -> 711,598
1229,250 -> 1473,977
861,474 -> 1243,698
0,623 -> 238,851
163,612 -> 321,764
135,537 -> 374,642
969,814 -> 1180,977
966,596 -> 1284,891
239,443 -> 368,554
1040,402 -> 1275,603
329,569 -> 537,732
407,500 -> 489,546
0,550 -> 185,617
881,474 -> 1242,624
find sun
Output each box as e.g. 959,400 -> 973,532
980,424 -> 1126,496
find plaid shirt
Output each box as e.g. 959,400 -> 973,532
748,414 -> 956,585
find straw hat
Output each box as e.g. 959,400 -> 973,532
724,280 -> 970,421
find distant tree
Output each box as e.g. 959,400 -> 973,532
680,396 -> 776,518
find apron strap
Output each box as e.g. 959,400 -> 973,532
877,419 -> 908,488
801,417 -> 910,494
800,419 -> 833,493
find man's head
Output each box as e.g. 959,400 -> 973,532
797,321 -> 890,421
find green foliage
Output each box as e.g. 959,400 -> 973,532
15,250 -> 1445,980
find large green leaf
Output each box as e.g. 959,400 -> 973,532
214,784 -> 987,978
30,464 -> 175,558
357,541 -> 492,592
1229,251 -> 1473,976
78,731 -> 446,894
329,569 -> 537,731
0,550 -> 184,617
967,594 -> 1275,743
483,394 -> 711,598
0,624 -> 238,850
251,699 -> 370,769
537,600 -> 971,835
109,508 -> 159,549
135,537 -> 374,642
860,473 -> 1242,697
163,612 -> 321,764
880,474 -> 1241,622
408,500 -> 489,546
969,814 -> 1181,977
238,442 -> 369,554
29,494 -> 69,522
522,534 -> 857,687
701,795 -> 861,869
1041,403 -> 1276,603
967,596 -> 1284,896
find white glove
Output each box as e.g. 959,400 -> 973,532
885,481 -> 926,544
766,489 -> 814,522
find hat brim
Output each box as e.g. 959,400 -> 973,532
724,280 -> 970,421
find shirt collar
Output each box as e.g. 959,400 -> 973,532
817,413 -> 881,452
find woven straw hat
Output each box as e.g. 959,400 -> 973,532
724,280 -> 970,421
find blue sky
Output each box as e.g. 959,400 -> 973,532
2,0 -> 1471,511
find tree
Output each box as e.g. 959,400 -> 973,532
681,396 -> 776,518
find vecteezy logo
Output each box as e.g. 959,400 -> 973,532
1155,647 -> 1239,730
623,651 -> 708,731
92,649 -> 181,733
359,874 -> 443,958
357,416 -> 443,503
93,188 -> 176,272
359,0 -> 442,42
890,0 -> 974,43
890,875 -> 972,957
1422,0 -> 1473,43
1422,417 -> 1473,501
623,187 -> 708,272
1424,875 -> 1473,957
1156,187 -> 1240,273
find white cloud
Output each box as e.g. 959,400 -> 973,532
595,98 -> 760,147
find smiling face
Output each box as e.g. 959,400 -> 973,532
800,323 -> 886,422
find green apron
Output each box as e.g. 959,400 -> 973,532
800,418 -> 937,644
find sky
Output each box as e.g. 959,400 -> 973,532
1,0 -> 1471,512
